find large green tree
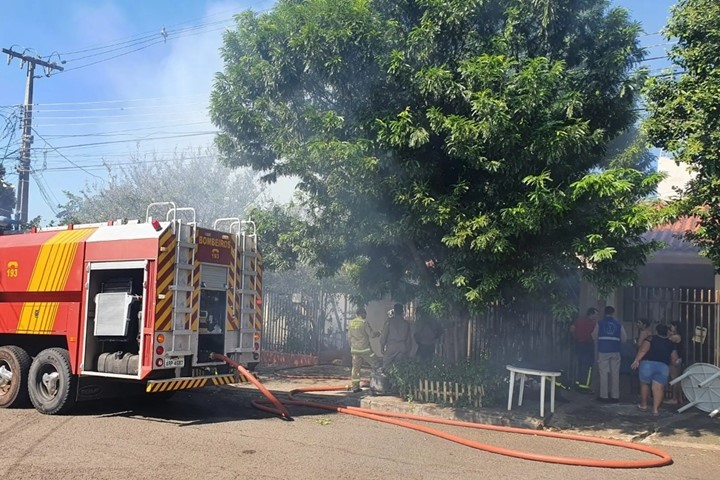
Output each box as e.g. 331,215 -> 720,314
211,0 -> 664,317
644,0 -> 720,266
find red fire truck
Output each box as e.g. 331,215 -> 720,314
0,202 -> 262,414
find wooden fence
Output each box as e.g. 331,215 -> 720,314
403,380 -> 486,408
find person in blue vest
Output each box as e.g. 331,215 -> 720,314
591,306 -> 627,403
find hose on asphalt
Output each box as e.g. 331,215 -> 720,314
213,355 -> 673,469
210,353 -> 291,420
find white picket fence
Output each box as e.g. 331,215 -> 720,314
406,380 -> 485,408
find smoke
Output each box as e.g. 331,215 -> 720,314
28,1 -> 295,223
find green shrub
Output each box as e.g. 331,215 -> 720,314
385,359 -> 507,408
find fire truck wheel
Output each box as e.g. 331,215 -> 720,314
28,348 -> 76,415
0,346 -> 32,408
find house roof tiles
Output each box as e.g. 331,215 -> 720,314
644,216 -> 701,254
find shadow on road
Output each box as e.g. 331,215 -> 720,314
60,385 -> 358,427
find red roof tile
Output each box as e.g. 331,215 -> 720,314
644,216 -> 701,254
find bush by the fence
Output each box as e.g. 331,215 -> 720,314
385,359 -> 507,408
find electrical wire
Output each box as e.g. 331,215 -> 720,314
35,101 -> 207,113
33,108 -> 210,121
29,131 -> 217,151
24,94 -> 207,108
37,121 -> 212,138
56,24 -> 230,74
61,18 -> 233,63
55,5 -> 251,57
31,128 -> 104,180
40,154 -> 218,173
30,170 -> 60,215
34,117 -> 211,128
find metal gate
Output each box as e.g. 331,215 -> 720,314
262,290 -> 318,355
631,287 -> 720,366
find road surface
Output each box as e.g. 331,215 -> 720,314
0,387 -> 716,480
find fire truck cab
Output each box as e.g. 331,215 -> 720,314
0,202 -> 262,414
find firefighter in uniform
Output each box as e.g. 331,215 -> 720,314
381,304 -> 412,370
592,305 -> 627,402
347,307 -> 380,392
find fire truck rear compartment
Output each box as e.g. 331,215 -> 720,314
82,267 -> 144,376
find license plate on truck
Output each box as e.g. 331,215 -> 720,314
164,357 -> 184,368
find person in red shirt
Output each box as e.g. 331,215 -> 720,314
570,307 -> 599,389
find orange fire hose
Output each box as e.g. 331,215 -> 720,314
210,353 -> 291,420
213,357 -> 672,469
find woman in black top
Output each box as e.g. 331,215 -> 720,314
631,324 -> 679,416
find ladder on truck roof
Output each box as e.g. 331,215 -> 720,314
148,202 -> 197,356
213,218 -> 259,352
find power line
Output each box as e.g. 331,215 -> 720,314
8,93 -> 206,108
31,128 -> 104,180
33,108 -> 210,121
40,154 -> 219,173
29,131 -> 217,151
30,170 -> 60,215
37,121 -> 212,138
35,101 -> 207,113
35,117 -> 211,128
56,24 -> 230,74
61,18 -> 233,63
2,47 -> 64,225
37,149 -> 217,165
55,5 -> 246,57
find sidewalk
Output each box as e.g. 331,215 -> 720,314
227,364 -> 720,451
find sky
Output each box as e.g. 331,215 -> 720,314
0,0 -> 678,224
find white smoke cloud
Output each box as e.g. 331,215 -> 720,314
30,0 -> 294,223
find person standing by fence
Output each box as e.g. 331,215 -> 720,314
570,307 -> 598,389
631,324 -> 679,416
592,306 -> 627,403
381,304 -> 412,370
346,307 -> 380,393
414,315 -> 442,362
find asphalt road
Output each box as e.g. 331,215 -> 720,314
0,387 -> 716,480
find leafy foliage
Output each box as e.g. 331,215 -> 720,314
55,149 -> 263,227
602,125 -> 657,172
0,109 -> 18,221
386,358 -> 507,407
0,165 -> 16,223
644,0 -> 720,268
211,0 -> 665,317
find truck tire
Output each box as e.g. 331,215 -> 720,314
0,345 -> 31,408
28,348 -> 76,415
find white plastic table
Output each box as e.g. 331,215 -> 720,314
506,365 -> 562,417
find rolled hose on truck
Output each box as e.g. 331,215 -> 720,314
210,354 -> 672,469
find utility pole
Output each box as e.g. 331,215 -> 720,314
2,47 -> 63,225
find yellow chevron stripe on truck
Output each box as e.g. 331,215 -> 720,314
145,374 -> 248,392
254,252 -> 263,331
226,242 -> 237,331
154,228 -> 176,331
191,259 -> 200,331
17,229 -> 95,334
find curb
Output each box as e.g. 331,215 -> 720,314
223,382 -> 545,430
359,395 -> 545,430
